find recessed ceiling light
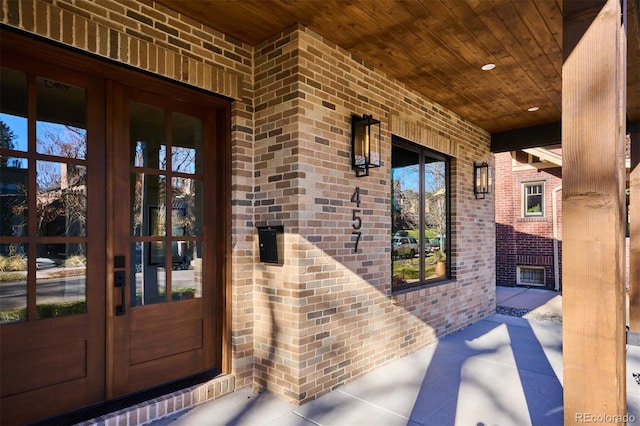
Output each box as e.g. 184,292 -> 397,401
481,63 -> 496,71
528,106 -> 540,112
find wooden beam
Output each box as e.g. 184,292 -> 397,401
491,122 -> 561,152
562,0 -> 627,424
630,129 -> 640,331
522,148 -> 563,167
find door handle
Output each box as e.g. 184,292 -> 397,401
114,270 -> 125,316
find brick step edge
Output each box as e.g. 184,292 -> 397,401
76,374 -> 235,426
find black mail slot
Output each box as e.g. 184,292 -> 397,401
258,226 -> 284,264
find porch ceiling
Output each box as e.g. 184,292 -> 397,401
155,0 -> 640,136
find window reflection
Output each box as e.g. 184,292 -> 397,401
129,103 -> 204,307
391,140 -> 449,289
131,173 -> 166,237
392,145 -> 420,286
1,68 -> 91,321
424,159 -> 447,280
172,112 -> 202,174
0,243 -> 28,324
130,102 -> 166,169
36,77 -> 86,159
131,241 -> 166,306
172,177 -> 202,236
171,240 -> 202,301
1,67 -> 28,152
35,243 -> 86,319
36,161 -> 87,237
0,156 -> 28,237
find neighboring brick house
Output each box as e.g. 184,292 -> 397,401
495,148 -> 564,290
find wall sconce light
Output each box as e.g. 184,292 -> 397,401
474,162 -> 492,199
351,114 -> 381,177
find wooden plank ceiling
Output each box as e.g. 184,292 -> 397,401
155,0 -> 639,136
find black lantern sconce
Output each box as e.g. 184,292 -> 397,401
474,162 -> 492,199
351,114 -> 381,177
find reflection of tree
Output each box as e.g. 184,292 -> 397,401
0,120 -> 20,167
35,124 -> 87,238
392,166 -> 419,232
1,120 -> 16,150
131,142 -> 197,237
172,177 -> 195,235
424,162 -> 446,245
0,120 -> 27,237
39,124 -> 86,159
36,161 -> 87,238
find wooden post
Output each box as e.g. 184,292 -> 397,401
631,127 -> 640,331
562,0 -> 627,424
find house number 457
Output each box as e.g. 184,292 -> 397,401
351,187 -> 362,253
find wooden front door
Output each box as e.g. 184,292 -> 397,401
108,83 -> 224,398
0,31 -> 228,424
0,53 -> 107,424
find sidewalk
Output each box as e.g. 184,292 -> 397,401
150,287 -> 640,426
151,288 -> 562,426
495,286 -> 562,323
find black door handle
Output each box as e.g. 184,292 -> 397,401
115,270 -> 125,316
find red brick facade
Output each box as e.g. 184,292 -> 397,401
495,151 -> 563,289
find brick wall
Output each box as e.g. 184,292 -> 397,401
494,152 -> 563,289
2,0 -> 495,413
252,26 -> 495,403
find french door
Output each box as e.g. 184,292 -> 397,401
0,53 -> 107,425
108,83 -> 222,397
0,30 -> 228,424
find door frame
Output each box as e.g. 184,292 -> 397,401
1,28 -> 232,418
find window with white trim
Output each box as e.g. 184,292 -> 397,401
523,182 -> 544,217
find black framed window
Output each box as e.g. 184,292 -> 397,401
391,136 -> 450,290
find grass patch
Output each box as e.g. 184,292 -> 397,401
1,300 -> 86,323
0,271 -> 27,282
133,287 -> 197,305
0,255 -> 26,272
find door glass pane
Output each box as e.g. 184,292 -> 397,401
36,161 -> 87,237
36,77 -> 87,159
131,173 -> 167,237
172,240 -> 202,301
35,243 -> 86,319
391,146 -> 420,286
172,177 -> 202,237
172,112 -> 202,174
0,156 -> 28,237
131,241 -> 166,306
130,102 -> 166,170
0,243 -> 27,323
0,67 -> 28,152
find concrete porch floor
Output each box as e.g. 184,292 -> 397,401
135,287 -> 640,425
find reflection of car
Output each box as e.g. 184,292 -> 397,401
35,257 -> 57,270
392,236 -> 417,259
426,237 -> 445,252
